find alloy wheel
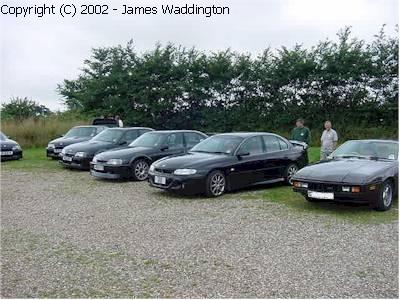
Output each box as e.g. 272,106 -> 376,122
287,165 -> 299,185
382,183 -> 393,207
210,173 -> 225,196
134,161 -> 149,181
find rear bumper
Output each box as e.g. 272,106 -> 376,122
148,171 -> 206,195
59,156 -> 92,170
90,163 -> 131,179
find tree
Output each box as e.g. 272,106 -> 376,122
1,97 -> 51,120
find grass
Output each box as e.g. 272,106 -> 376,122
1,148 -> 60,171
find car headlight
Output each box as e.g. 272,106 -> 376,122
92,156 -> 98,163
149,164 -> 155,172
174,169 -> 197,175
107,158 -> 123,165
48,143 -> 55,149
75,152 -> 86,158
12,145 -> 21,151
61,148 -> 67,154
293,181 -> 308,188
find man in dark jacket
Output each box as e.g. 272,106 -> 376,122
291,119 -> 311,145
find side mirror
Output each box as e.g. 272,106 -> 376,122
237,151 -> 250,157
119,141 -> 127,146
160,144 -> 169,151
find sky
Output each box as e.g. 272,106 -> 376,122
0,0 -> 398,111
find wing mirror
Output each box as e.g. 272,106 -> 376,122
237,150 -> 250,157
119,141 -> 127,145
160,144 -> 169,151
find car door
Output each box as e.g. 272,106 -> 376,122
183,132 -> 206,151
153,132 -> 185,161
262,135 -> 288,180
229,136 -> 266,188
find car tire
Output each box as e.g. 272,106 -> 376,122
205,170 -> 226,197
374,180 -> 394,211
284,163 -> 299,185
132,159 -> 150,181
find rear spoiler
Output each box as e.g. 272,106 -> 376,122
289,140 -> 308,150
92,118 -> 119,127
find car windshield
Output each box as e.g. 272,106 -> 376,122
0,132 -> 6,141
129,132 -> 165,147
190,135 -> 243,154
332,141 -> 399,160
92,129 -> 124,143
64,127 -> 98,138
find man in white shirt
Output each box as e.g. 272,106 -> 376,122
115,115 -> 123,127
320,120 -> 338,160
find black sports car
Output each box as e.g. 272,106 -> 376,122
0,131 -> 22,161
292,140 -> 398,211
90,130 -> 208,180
148,132 -> 308,197
60,127 -> 153,170
47,125 -> 107,159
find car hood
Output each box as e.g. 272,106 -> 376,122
154,152 -> 231,169
95,146 -> 155,161
293,158 -> 395,184
63,140 -> 118,155
0,139 -> 18,148
49,136 -> 92,147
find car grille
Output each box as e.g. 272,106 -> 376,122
308,182 -> 342,192
154,168 -> 174,174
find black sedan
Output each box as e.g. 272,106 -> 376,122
60,127 -> 153,170
90,130 -> 208,180
292,140 -> 398,211
148,132 -> 309,197
0,131 -> 22,161
47,125 -> 107,159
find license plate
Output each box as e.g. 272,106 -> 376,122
54,148 -> 62,153
94,164 -> 104,171
63,156 -> 72,162
1,151 -> 13,156
154,175 -> 166,185
308,190 -> 334,200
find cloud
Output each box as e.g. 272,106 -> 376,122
0,0 -> 398,110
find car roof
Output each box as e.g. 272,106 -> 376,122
148,130 -> 207,134
72,125 -> 105,128
214,132 -> 280,138
346,139 -> 398,144
105,127 -> 153,131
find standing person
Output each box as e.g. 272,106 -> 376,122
320,120 -> 338,160
115,115 -> 123,127
291,118 -> 311,145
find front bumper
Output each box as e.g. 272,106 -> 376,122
0,150 -> 23,161
59,155 -> 92,170
46,147 -> 63,159
148,171 -> 206,195
90,162 -> 131,179
293,183 -> 381,205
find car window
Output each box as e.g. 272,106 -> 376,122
97,127 -> 106,134
166,133 -> 184,149
184,132 -> 205,148
278,138 -> 289,150
123,130 -> 138,142
139,129 -> 151,136
239,136 -> 264,155
263,135 -> 281,152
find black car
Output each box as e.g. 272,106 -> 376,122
60,127 -> 153,170
47,125 -> 107,159
292,140 -> 398,211
148,132 -> 309,197
0,131 -> 22,161
90,130 -> 208,180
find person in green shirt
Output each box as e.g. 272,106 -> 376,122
291,118 -> 311,145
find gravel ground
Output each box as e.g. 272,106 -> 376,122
1,169 -> 398,298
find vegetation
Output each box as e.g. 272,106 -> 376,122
1,97 -> 51,120
57,26 -> 398,143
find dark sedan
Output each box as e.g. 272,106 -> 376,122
0,131 -> 22,161
60,127 -> 153,170
148,132 -> 309,197
90,130 -> 208,180
292,140 -> 398,211
47,125 -> 107,159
